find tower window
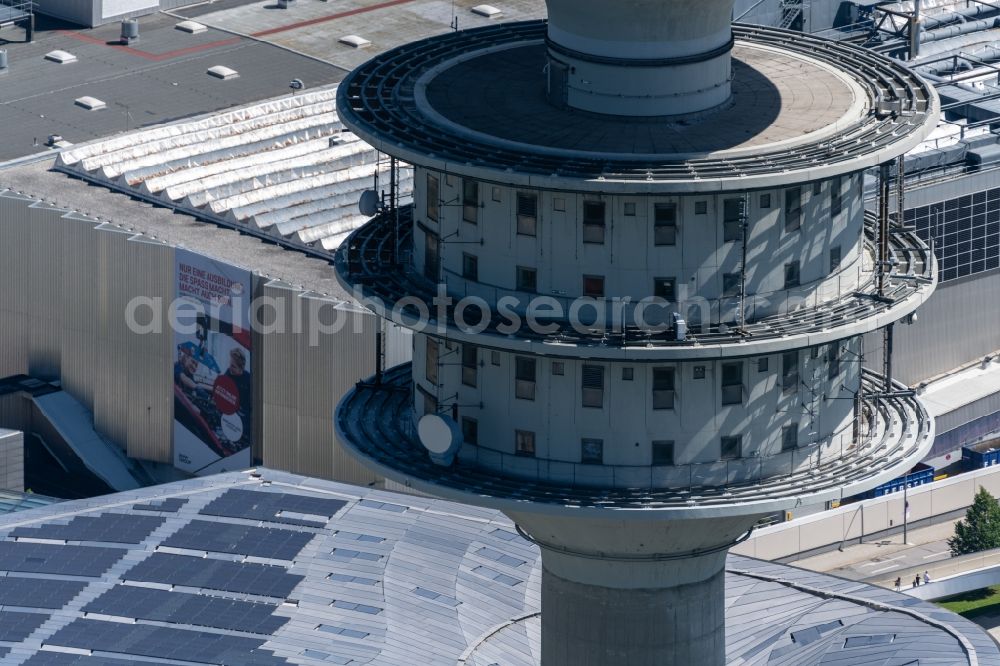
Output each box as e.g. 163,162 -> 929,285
552,361 -> 565,376
721,362 -> 743,405
759,193 -> 771,209
624,202 -> 637,216
622,367 -> 634,381
652,367 -> 676,410
553,197 -> 566,212
654,277 -> 676,302
784,260 -> 800,289
424,232 -> 440,281
515,430 -> 536,457
462,179 -> 479,224
654,203 -> 677,245
581,438 -> 604,465
516,266 -> 537,293
425,337 -> 439,386
652,440 -> 674,465
582,364 -> 604,408
782,424 -> 798,451
723,198 -> 743,242
827,344 -> 841,380
583,201 -> 606,244
418,385 -> 437,416
782,351 -> 799,394
426,173 -> 439,222
830,176 -> 842,217
462,253 -> 478,281
758,357 -> 769,373
695,201 -> 708,215
721,435 -> 742,460
722,272 -> 740,297
462,417 -> 478,445
517,192 -> 538,236
492,186 -> 502,202
785,188 -> 801,232
491,351 -> 501,366
583,275 -> 605,298
461,344 -> 478,387
812,180 -> 822,196
830,246 -> 842,273
515,356 -> 536,401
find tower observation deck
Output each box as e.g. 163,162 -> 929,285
334,2 -> 941,664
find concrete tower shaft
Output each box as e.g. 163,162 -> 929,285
544,0 -> 736,115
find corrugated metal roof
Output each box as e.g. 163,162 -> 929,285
56,85 -> 412,253
0,470 -> 994,665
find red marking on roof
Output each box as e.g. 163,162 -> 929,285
59,30 -> 240,62
251,0 -> 417,37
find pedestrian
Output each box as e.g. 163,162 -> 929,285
913,575 -> 920,588
924,571 -> 931,585
894,577 -> 901,591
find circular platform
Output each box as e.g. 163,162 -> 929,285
337,22 -> 938,192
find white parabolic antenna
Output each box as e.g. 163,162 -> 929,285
359,190 -> 380,217
418,413 -> 462,465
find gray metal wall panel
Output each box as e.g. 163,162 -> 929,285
26,203 -> 67,381
124,238 -> 173,463
59,215 -> 100,412
0,194 -> 31,377
866,271 -> 1000,385
0,430 -> 24,492
260,281 -> 300,474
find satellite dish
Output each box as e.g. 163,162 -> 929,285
359,190 -> 380,217
289,78 -> 305,91
418,413 -> 462,466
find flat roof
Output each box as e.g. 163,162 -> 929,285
0,13 -> 344,163
0,468 -> 994,665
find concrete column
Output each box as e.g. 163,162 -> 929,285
508,510 -> 759,666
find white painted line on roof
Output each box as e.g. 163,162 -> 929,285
870,563 -> 902,574
923,550 -> 951,559
860,554 -> 908,567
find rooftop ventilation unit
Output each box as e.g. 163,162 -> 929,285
339,35 -> 371,48
471,4 -> 502,18
175,20 -> 206,34
206,65 -> 239,80
0,49 -> 7,73
120,19 -> 139,44
44,50 -> 77,64
74,96 -> 106,111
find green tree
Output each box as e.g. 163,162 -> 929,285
949,488 -> 1000,556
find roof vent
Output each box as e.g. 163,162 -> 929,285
471,4 -> 502,18
206,65 -> 239,80
0,49 -> 8,72
339,35 -> 371,48
120,19 -> 139,44
44,50 -> 77,64
175,20 -> 207,34
74,96 -> 106,111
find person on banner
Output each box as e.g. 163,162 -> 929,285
178,318 -> 220,374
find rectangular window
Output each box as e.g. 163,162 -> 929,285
723,198 -> 743,242
827,344 -> 841,380
722,272 -> 740,297
830,176 -> 842,217
652,440 -> 674,466
583,275 -> 605,298
491,351 -> 501,366
654,277 -> 676,302
419,385 -> 437,416
517,192 -> 538,236
581,438 -> 603,465
721,362 -> 743,405
784,260 -> 800,289
760,193 -> 771,209
654,203 -> 678,246
830,246 -> 842,273
581,364 -> 604,408
553,197 -> 566,212
782,351 -> 799,394
515,356 -> 536,401
812,181 -> 822,196
462,253 -> 478,281
785,188 -> 801,232
426,173 -> 439,221
516,266 -> 537,293
653,367 -> 676,410
552,361 -> 565,376
462,179 -> 479,224
462,417 -> 478,445
583,201 -> 606,244
424,232 -> 440,281
491,186 -> 502,202
622,367 -> 634,381
695,201 -> 708,215
462,344 -> 478,387
782,424 -> 798,451
624,202 -> 636,216
721,435 -> 742,460
425,337 -> 439,386
515,430 -> 535,457
758,357 -> 769,373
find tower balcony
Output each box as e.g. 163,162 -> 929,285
335,206 -> 936,361
336,364 -> 932,518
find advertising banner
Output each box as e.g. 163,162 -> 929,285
173,249 -> 252,475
